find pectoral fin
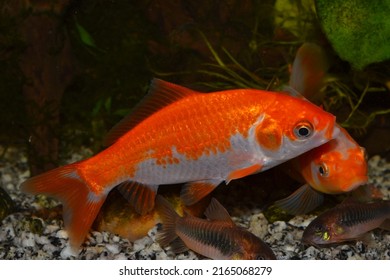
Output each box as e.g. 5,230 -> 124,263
227,164 -> 262,183
180,179 -> 221,206
117,181 -> 158,215
274,184 -> 324,215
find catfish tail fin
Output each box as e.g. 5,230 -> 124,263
155,195 -> 181,247
20,163 -> 107,251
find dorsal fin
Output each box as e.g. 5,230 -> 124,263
204,198 -> 235,225
289,42 -> 329,100
103,78 -> 200,146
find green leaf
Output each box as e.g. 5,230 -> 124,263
316,0 -> 390,69
75,20 -> 97,49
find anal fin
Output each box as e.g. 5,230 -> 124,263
117,181 -> 158,215
180,179 -> 221,206
169,238 -> 188,254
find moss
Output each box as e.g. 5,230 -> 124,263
316,0 -> 390,70
28,217 -> 45,235
262,204 -> 294,223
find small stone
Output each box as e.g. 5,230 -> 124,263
60,245 -> 77,259
21,232 -> 35,247
2,174 -> 12,183
133,236 -> 152,252
248,213 -> 269,239
111,235 -> 120,243
56,229 -> 68,239
35,235 -> 50,245
105,244 -> 119,254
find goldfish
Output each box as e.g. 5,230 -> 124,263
274,43 -> 368,214
302,199 -> 390,246
156,195 -> 276,259
93,189 -> 210,242
275,125 -> 368,214
21,78 -> 338,250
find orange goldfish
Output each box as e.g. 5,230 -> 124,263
276,125 -> 368,214
275,43 -> 368,214
21,78 -> 338,250
156,195 -> 276,259
302,199 -> 390,246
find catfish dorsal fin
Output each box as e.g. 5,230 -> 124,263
104,78 -> 200,146
204,198 -> 235,225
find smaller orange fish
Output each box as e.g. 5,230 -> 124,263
302,199 -> 390,246
93,189 -> 209,242
276,125 -> 368,214
156,195 -> 276,260
275,43 -> 368,214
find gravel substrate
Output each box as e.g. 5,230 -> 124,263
0,145 -> 389,260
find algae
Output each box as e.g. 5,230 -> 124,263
316,0 -> 390,70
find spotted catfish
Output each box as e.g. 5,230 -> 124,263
21,78 -> 339,250
302,199 -> 390,246
156,195 -> 276,260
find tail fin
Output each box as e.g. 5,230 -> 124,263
155,195 -> 180,247
20,163 -> 106,251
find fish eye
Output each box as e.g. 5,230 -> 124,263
293,121 -> 313,139
318,163 -> 329,177
322,231 -> 330,241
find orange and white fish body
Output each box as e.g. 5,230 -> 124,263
21,78 -> 338,250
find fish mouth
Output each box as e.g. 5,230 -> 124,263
301,235 -> 319,246
341,176 -> 369,192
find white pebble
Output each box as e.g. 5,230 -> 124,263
60,245 -> 77,259
133,236 -> 152,252
2,174 -> 12,183
56,229 -> 68,239
268,221 -> 287,234
105,244 -> 119,254
249,213 -> 269,239
111,235 -> 120,243
35,235 -> 50,245
22,232 -> 36,247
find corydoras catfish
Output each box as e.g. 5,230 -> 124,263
275,43 -> 368,214
302,199 -> 390,246
21,78 -> 338,250
156,195 -> 276,260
